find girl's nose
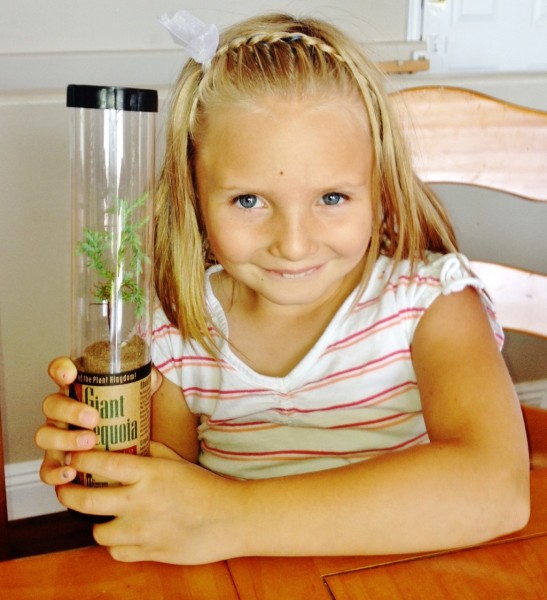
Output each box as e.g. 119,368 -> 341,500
269,210 -> 316,261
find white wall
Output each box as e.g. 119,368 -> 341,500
0,0 -> 546,474
0,0 -> 408,91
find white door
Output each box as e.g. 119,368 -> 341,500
420,0 -> 547,72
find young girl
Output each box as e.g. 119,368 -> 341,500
36,12 -> 530,565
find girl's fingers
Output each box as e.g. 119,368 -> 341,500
56,482 -> 120,517
56,456 -> 141,517
48,357 -> 78,392
38,358 -> 99,489
42,393 -> 99,430
68,450 -> 143,487
39,451 -> 77,485
35,422 -> 97,452
93,517 -> 144,551
104,545 -> 144,564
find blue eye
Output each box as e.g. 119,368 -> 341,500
235,194 -> 260,209
322,192 -> 345,206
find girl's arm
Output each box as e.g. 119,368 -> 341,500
151,375 -> 200,463
229,287 -> 530,557
55,287 -> 530,564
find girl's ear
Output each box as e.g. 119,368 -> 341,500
203,237 -> 217,267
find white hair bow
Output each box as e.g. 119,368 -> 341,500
158,10 -> 219,65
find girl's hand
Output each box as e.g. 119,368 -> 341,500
35,357 -> 100,486
57,442 -> 246,565
35,357 -> 163,487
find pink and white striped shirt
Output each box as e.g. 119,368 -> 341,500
152,252 -> 503,479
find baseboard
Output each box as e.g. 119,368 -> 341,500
5,460 -> 65,521
6,378 -> 547,521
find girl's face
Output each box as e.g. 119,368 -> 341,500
195,95 -> 374,314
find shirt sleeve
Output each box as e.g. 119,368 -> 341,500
394,253 -> 504,349
151,304 -> 184,387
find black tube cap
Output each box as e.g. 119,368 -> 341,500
66,84 -> 158,113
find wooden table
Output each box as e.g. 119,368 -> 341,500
1,470 -> 545,600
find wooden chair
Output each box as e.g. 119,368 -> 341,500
390,86 -> 547,469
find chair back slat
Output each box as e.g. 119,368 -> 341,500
470,261 -> 547,338
392,86 -> 547,202
391,86 -> 547,469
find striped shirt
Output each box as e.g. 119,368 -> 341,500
152,252 -> 503,479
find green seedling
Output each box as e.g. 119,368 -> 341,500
76,194 -> 150,324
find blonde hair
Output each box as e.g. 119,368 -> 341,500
155,12 -> 458,352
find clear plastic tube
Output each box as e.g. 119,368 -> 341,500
67,84 -> 157,488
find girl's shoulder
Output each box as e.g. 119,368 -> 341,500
362,251 -> 503,347
369,251 -> 484,298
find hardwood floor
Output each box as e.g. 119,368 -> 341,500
6,510 -> 96,559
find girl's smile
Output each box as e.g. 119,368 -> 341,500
266,265 -> 323,280
195,95 -> 374,316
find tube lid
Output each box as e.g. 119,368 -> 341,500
66,84 -> 158,112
